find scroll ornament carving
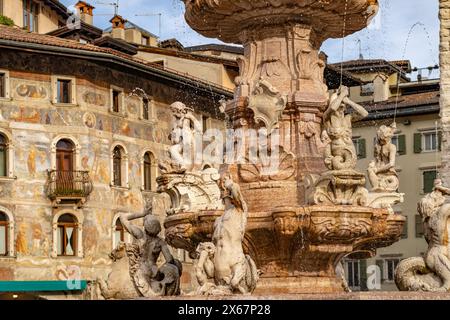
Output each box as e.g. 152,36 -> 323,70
247,79 -> 287,132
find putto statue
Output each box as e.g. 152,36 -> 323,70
395,179 -> 450,292
159,101 -> 202,174
96,207 -> 182,299
368,123 -> 399,192
194,173 -> 259,295
308,86 -> 369,206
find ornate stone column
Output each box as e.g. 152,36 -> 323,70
440,0 -> 450,184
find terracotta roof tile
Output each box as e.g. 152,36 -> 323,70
362,91 -> 439,112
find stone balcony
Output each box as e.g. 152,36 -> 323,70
45,170 -> 93,208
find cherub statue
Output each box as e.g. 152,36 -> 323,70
323,86 -> 368,171
194,173 -> 259,295
118,206 -> 182,297
368,123 -> 399,192
159,101 -> 202,174
396,179 -> 450,292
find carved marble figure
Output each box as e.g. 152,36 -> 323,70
97,206 -> 182,299
194,173 -> 259,295
395,179 -> 450,292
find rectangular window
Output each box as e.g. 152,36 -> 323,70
401,215 -> 408,239
423,170 -> 437,194
0,224 -> 6,255
57,79 -> 72,104
423,132 -> 438,152
385,259 -> 400,282
352,138 -> 366,159
112,90 -> 121,113
143,98 -> 150,120
142,36 -> 150,46
23,0 -> 39,32
0,73 -> 4,98
346,260 -> 360,289
415,214 -> 424,238
202,115 -> 209,134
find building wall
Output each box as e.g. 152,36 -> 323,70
0,48 -> 226,298
2,0 -> 61,33
136,51 -> 236,90
440,0 -> 450,185
351,113 -> 440,291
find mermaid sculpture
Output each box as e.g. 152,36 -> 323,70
395,179 -> 450,292
97,206 -> 182,299
194,173 -> 259,295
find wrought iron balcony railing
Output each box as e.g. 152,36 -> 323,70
45,170 -> 93,206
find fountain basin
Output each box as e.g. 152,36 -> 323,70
164,205 -> 405,294
182,0 -> 379,43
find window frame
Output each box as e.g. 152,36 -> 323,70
384,259 -> 400,282
109,86 -> 125,116
0,208 -> 14,258
23,0 -> 39,33
422,169 -> 437,194
112,146 -> 123,187
0,213 -> 9,257
345,259 -> 361,290
57,214 -> 78,257
415,214 -> 425,238
51,75 -> 77,106
142,151 -> 156,192
0,70 -> 10,100
422,131 -> 438,153
51,210 -> 83,258
110,143 -> 129,189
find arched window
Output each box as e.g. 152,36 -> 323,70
113,146 -> 123,187
57,214 -> 78,256
0,134 -> 7,177
0,212 -> 9,256
114,219 -> 125,249
143,152 -> 153,191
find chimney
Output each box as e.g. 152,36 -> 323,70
110,15 -> 127,40
75,1 -> 95,25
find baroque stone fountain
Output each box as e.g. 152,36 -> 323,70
157,0 -> 406,295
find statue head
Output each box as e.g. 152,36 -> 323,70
170,101 -> 193,118
144,214 -> 162,237
376,124 -> 396,145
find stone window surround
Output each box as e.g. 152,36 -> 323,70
139,96 -> 156,122
140,149 -> 157,192
0,206 -> 15,258
51,75 -> 77,106
110,142 -> 130,189
0,129 -> 15,180
51,209 -> 84,258
0,69 -> 11,101
109,85 -> 127,117
111,212 -> 132,251
50,135 -> 82,171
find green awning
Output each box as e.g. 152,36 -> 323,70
0,281 -> 87,292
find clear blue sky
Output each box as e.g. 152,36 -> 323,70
61,0 -> 440,78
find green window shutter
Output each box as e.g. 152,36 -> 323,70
414,133 -> 422,153
423,170 -> 437,193
0,149 -> 5,177
359,138 -> 366,159
397,135 -> 406,155
375,259 -> 384,282
401,216 -> 408,239
438,131 -> 443,151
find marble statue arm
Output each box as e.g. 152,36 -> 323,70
324,89 -> 347,120
183,113 -> 203,134
435,185 -> 450,196
343,97 -> 369,120
119,211 -> 146,240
